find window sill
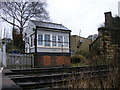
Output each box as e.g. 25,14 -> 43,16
37,46 -> 69,49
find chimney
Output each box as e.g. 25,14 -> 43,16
104,12 -> 112,28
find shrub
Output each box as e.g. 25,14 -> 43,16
70,54 -> 86,64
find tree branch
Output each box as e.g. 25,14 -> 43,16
1,16 -> 19,28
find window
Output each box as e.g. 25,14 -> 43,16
30,34 -> 35,47
31,36 -> 32,47
52,35 -> 57,46
44,34 -> 50,46
38,34 -> 43,46
64,36 -> 69,47
58,35 -> 63,47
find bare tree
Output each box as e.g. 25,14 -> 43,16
0,1 -> 49,52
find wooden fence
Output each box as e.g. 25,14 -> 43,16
7,53 -> 34,69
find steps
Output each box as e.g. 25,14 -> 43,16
3,65 -> 109,89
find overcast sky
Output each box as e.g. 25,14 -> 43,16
47,0 -> 119,37
0,0 -> 119,39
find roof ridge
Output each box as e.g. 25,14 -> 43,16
30,20 -> 62,26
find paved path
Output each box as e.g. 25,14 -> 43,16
1,68 -> 23,90
0,67 -> 3,90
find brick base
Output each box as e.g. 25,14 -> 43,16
35,55 -> 71,67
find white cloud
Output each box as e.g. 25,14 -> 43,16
0,0 -> 119,38
48,0 -> 119,37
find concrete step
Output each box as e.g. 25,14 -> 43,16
5,65 -> 108,76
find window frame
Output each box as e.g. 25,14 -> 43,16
52,35 -> 57,47
44,34 -> 51,47
38,34 -> 43,46
64,36 -> 69,47
58,35 -> 63,47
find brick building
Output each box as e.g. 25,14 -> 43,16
25,20 -> 71,67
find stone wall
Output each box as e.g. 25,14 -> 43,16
97,12 -> 120,66
90,12 -> 120,66
99,28 -> 119,64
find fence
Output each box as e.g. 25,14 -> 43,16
7,53 -> 34,69
0,48 -> 2,67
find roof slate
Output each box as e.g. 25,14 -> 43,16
30,20 -> 70,31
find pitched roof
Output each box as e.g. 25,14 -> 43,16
30,20 -> 70,31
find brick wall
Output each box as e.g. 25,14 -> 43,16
35,55 -> 71,67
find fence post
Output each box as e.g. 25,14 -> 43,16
0,48 -> 2,67
32,54 -> 34,68
2,42 -> 6,67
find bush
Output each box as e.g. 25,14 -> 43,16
70,54 -> 86,64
